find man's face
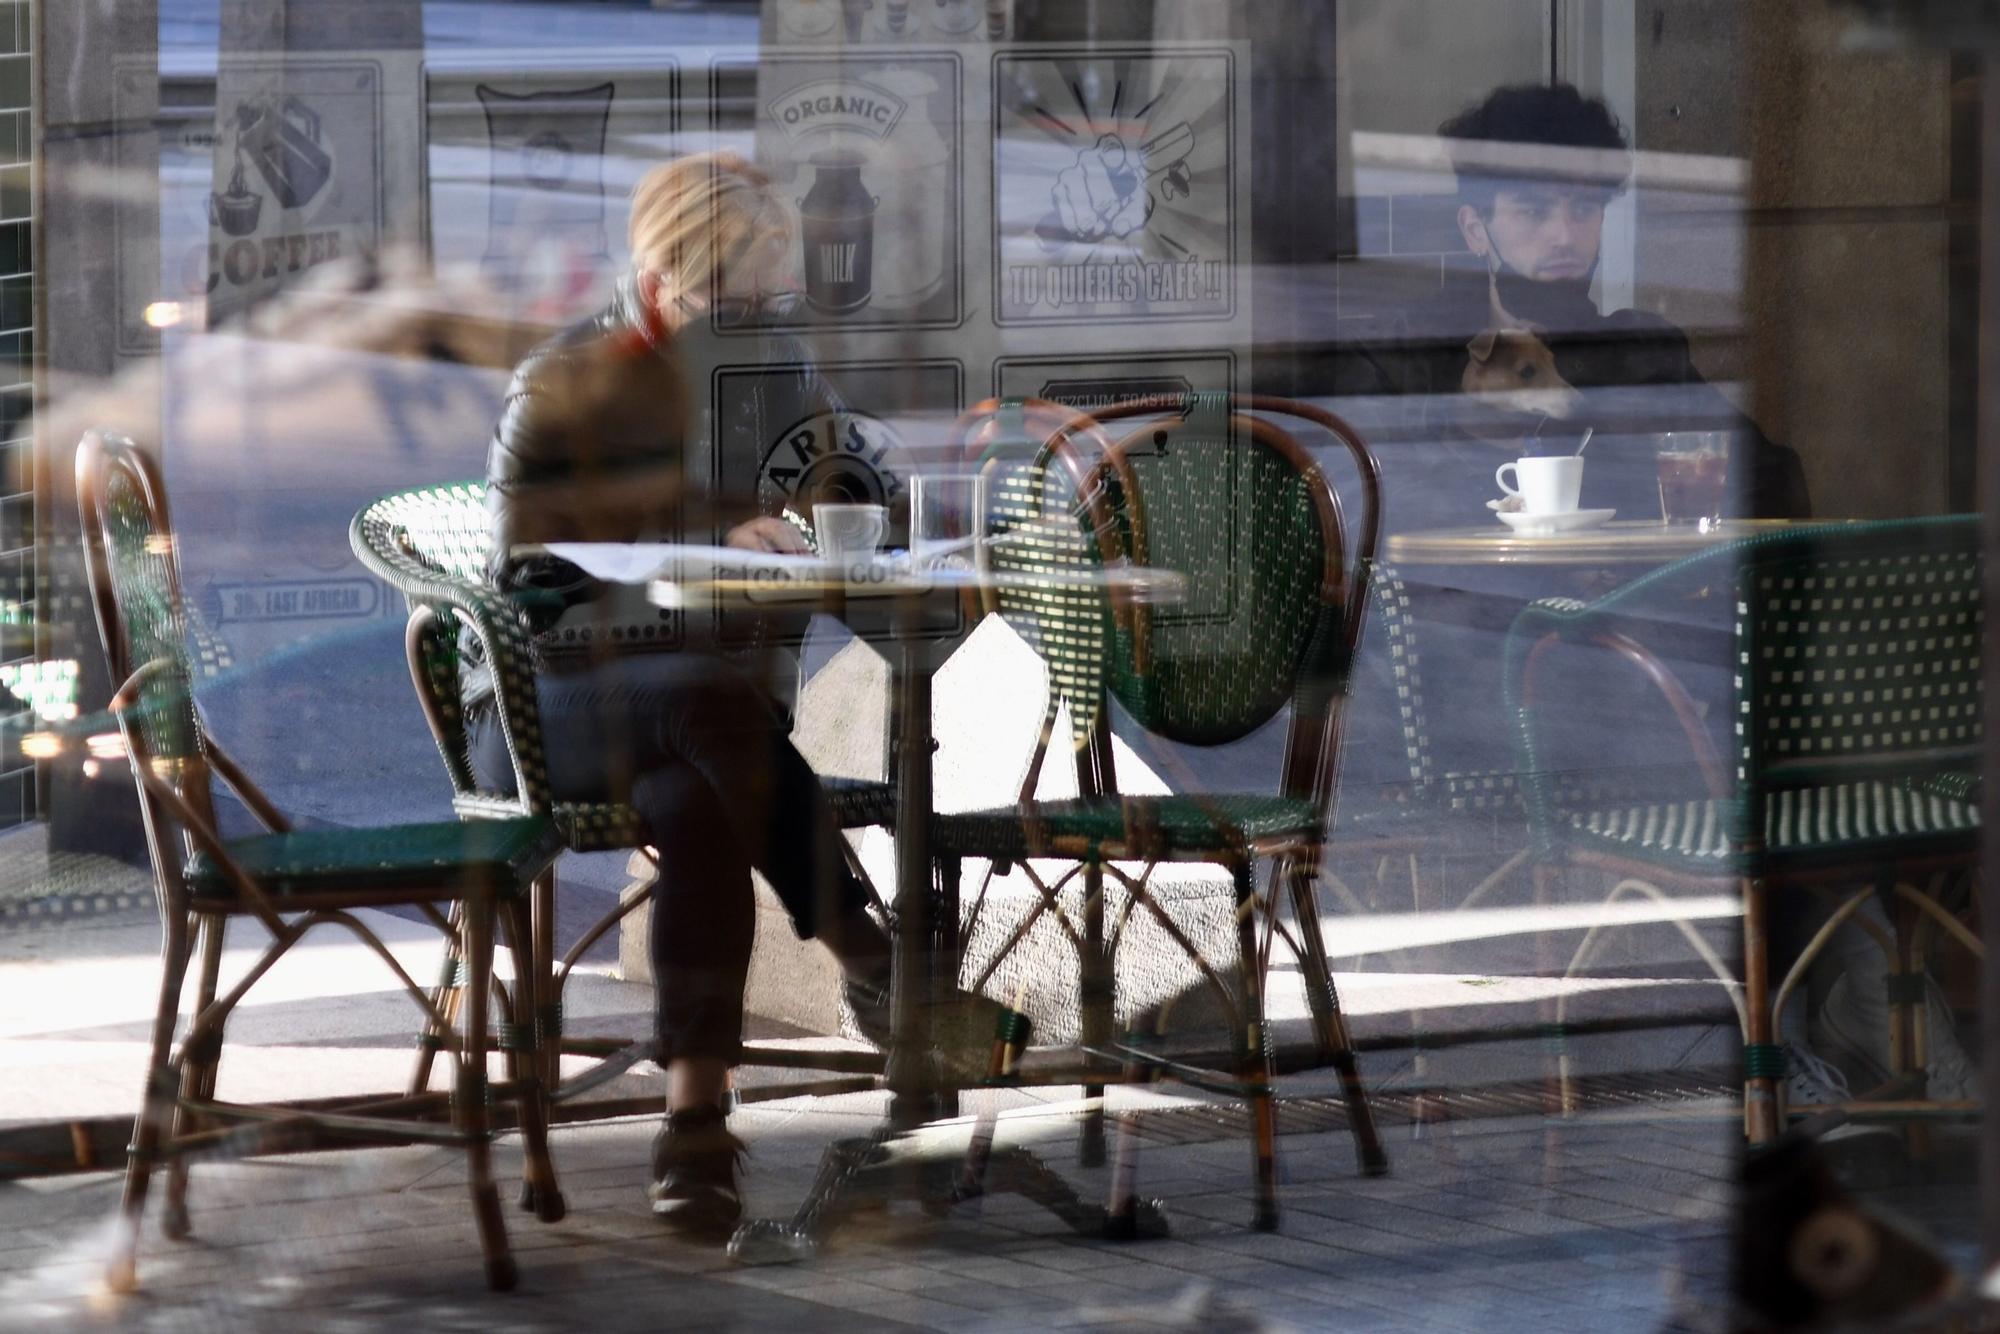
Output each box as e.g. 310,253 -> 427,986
1458,185 -> 1608,282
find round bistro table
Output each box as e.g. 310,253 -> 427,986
1386,518 -> 1801,567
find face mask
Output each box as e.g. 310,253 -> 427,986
1485,244 -> 1599,331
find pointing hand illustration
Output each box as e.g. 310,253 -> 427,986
1052,132 -> 1153,242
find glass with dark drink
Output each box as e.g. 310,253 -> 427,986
1656,432 -> 1730,529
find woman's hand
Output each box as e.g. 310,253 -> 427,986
725,515 -> 812,554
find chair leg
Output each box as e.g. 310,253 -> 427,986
531,870 -> 561,1097
1079,860 -> 1110,1168
162,914 -> 226,1240
1284,860 -> 1387,1176
458,896 -> 517,1292
1531,860 -> 1568,1186
1233,859 -> 1278,1232
936,855 -> 965,1120
1105,1035 -> 1155,1235
1741,873 -> 1780,1145
107,916 -> 194,1295
1893,885 -> 1934,1163
410,901 -> 466,1096
1105,1106 -> 1145,1234
503,897 -> 565,1223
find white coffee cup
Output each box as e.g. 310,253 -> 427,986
1495,456 -> 1583,515
812,502 -> 888,563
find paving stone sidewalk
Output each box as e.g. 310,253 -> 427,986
0,851 -> 1978,1331
0,1091 -> 1750,1333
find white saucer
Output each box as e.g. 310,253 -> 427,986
1495,507 -> 1616,534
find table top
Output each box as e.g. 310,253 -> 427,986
625,545 -> 1185,609
1384,518 -> 1800,567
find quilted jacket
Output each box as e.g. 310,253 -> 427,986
463,279 -> 838,712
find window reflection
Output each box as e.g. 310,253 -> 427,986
0,3 -> 1988,1328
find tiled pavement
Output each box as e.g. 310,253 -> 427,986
0,844 -> 1982,1331
1,1088 -> 1751,1333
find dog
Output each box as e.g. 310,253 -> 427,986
1459,324 -> 1583,428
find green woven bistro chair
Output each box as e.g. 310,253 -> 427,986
78,432 -> 563,1294
1504,517 -> 1983,1143
935,392 -> 1389,1233
349,482 -> 897,1146
1351,563 -> 1547,845
1327,562 -> 1712,950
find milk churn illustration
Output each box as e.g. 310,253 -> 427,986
236,96 -> 334,210
862,68 -> 949,312
799,149 -> 877,315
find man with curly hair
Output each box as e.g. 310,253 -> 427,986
1353,82 -> 1808,518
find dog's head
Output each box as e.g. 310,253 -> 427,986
1460,327 -> 1582,423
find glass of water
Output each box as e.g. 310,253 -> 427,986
1654,430 -> 1731,530
909,473 -> 987,572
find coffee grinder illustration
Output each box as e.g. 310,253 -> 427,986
799,149 -> 877,315
235,96 -> 333,209
207,95 -> 332,236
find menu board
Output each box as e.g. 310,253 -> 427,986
993,350 -> 1236,416
426,58 -> 683,326
724,52 -> 965,331
991,49 -> 1239,328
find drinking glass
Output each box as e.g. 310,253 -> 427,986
910,474 -> 987,571
1655,431 -> 1730,529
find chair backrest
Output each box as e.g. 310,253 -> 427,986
1363,561 -> 1440,793
1082,392 -> 1381,810
1730,517 -> 1982,801
351,481 -> 542,805
983,444 -> 1117,750
363,481 -> 491,583
1509,516 -> 1983,846
949,399 -> 1126,795
1365,563 -> 1576,819
75,431 -> 215,857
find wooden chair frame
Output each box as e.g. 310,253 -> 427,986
348,480 -> 899,1167
1506,518 -> 1984,1144
936,394 -> 1389,1232
77,432 -> 563,1293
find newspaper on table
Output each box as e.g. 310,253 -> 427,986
537,542 -> 1180,608
542,541 -> 941,605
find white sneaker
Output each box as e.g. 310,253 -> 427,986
1813,972 -> 1980,1104
1782,1043 -> 1899,1148
1783,1042 -> 1852,1115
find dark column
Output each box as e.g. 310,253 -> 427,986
1153,0 -> 1341,392
37,0 -> 159,859
0,0 -> 32,830
1813,0 -> 2000,1265
1981,43 -> 2000,1277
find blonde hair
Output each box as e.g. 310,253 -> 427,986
628,151 -> 792,301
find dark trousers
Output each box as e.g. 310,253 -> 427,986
468,652 -> 874,1064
